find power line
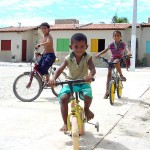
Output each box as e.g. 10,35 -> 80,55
114,0 -> 123,16
112,0 -> 123,25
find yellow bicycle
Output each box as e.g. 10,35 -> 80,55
56,79 -> 99,150
98,55 -> 131,105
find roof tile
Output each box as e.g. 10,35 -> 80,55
0,23 -> 149,32
0,26 -> 37,32
50,23 -> 131,30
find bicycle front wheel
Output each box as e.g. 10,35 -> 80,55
117,79 -> 123,98
13,73 -> 43,102
79,109 -> 85,135
109,80 -> 115,105
71,116 -> 80,150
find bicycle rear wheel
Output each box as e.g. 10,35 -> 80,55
71,116 -> 80,150
117,79 -> 123,98
13,73 -> 43,102
109,80 -> 115,105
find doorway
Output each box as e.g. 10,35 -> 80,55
22,40 -> 27,61
98,39 -> 105,52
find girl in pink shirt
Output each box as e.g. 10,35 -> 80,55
95,30 -> 131,99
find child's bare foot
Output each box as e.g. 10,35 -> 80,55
85,109 -> 94,121
60,124 -> 68,133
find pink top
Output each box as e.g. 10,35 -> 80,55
107,41 -> 127,60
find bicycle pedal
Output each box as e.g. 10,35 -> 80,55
68,133 -> 72,137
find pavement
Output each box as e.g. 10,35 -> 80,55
0,62 -> 150,150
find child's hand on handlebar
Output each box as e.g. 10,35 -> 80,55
49,79 -> 56,87
84,74 -> 93,82
35,44 -> 41,49
95,53 -> 100,59
127,52 -> 132,58
35,52 -> 42,56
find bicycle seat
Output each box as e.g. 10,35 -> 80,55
108,62 -> 115,68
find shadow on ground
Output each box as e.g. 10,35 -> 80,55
65,131 -> 129,150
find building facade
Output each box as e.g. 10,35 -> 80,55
0,22 -> 150,67
0,26 -> 38,62
48,23 -> 150,67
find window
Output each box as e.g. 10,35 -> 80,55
146,41 -> 150,54
90,39 -> 98,52
98,39 -> 105,52
57,39 -> 69,52
1,40 -> 11,51
91,39 -> 105,52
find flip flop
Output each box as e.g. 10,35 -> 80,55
120,76 -> 127,81
104,92 -> 109,99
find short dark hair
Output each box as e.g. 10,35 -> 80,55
71,33 -> 87,44
39,22 -> 50,28
113,30 -> 122,36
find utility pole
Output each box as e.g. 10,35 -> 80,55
130,0 -> 137,71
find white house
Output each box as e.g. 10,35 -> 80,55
0,26 -> 38,62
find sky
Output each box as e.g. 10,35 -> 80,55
0,0 -> 149,27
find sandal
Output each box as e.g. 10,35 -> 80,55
120,76 -> 126,81
104,93 -> 109,99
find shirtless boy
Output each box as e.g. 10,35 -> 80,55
35,22 -> 56,83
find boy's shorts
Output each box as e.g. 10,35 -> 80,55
58,83 -> 92,102
38,53 -> 56,75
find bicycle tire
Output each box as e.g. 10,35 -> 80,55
71,116 -> 80,150
51,77 -> 62,97
13,73 -> 43,102
51,70 -> 65,97
117,79 -> 123,98
109,80 -> 115,105
79,109 -> 85,135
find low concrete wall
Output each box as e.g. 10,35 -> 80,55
0,51 -> 11,62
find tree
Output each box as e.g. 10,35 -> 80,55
112,15 -> 129,23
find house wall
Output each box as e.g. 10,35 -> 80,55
21,30 -> 38,61
0,32 -> 22,62
50,29 -> 126,67
140,27 -> 150,66
0,30 -> 38,62
49,27 -> 150,67
125,27 -> 150,66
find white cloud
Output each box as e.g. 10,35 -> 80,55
0,16 -> 54,27
0,0 -> 149,27
20,0 -> 56,8
0,0 -> 20,6
91,3 -> 104,8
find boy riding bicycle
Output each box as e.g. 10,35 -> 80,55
35,22 -> 56,84
95,30 -> 131,99
50,33 -> 96,133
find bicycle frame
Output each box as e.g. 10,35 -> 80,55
26,62 -> 43,88
67,93 -> 84,133
26,49 -> 59,88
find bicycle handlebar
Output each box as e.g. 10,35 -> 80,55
56,78 -> 95,86
98,55 -> 132,65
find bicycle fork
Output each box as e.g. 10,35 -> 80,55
26,72 -> 34,88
